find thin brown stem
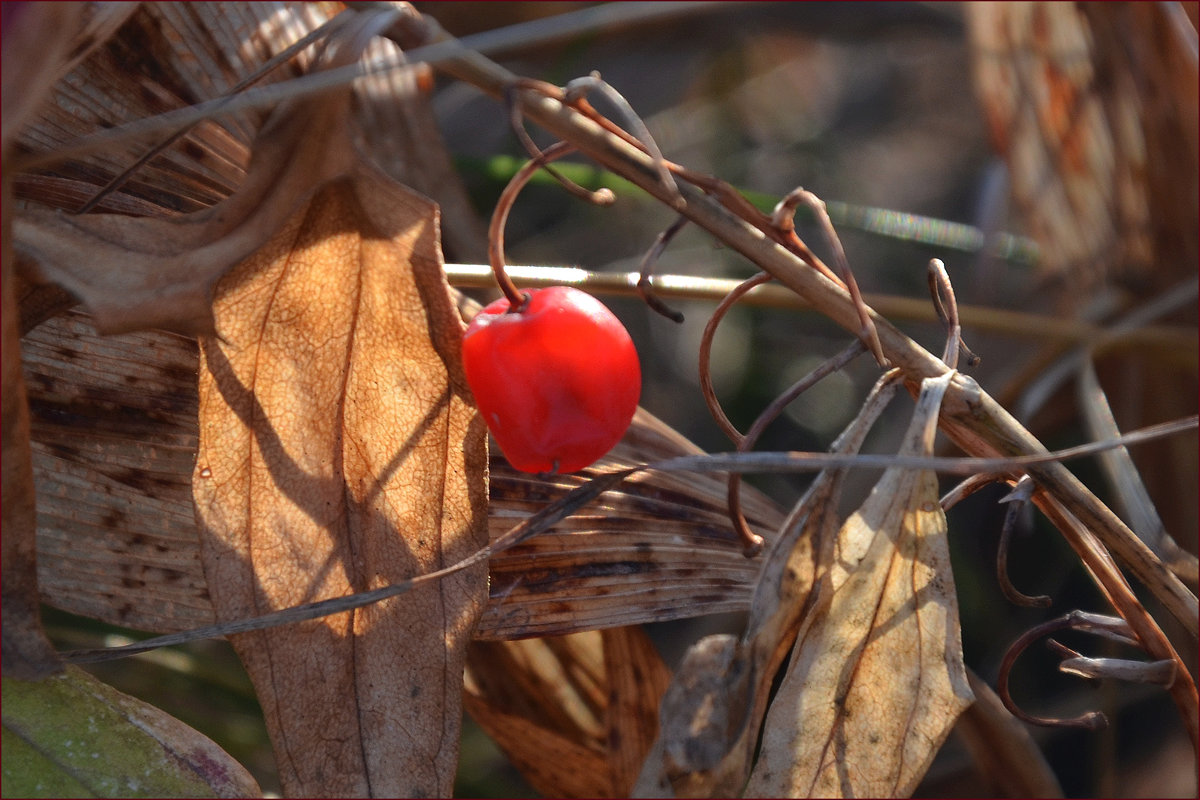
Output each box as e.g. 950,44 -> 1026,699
488,140 -> 612,308
637,215 -> 688,322
997,611 -> 1141,731
997,476 -> 1052,607
774,187 -> 887,366
727,339 -> 866,556
699,271 -> 774,445
927,258 -> 980,368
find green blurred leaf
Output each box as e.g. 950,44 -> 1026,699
458,156 -> 1040,265
2,665 -> 260,798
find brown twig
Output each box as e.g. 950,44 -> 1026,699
636,215 -> 688,322
926,257 -> 980,369
698,271 -> 774,444
487,140 -> 613,308
997,611 -> 1142,731
773,187 -> 887,366
996,476 -> 1052,608
726,340 -> 866,556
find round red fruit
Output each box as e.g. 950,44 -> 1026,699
462,286 -> 641,473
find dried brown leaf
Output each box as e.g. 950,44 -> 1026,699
12,78 -> 357,335
7,3 -> 416,336
966,2 -> 1198,302
193,164 -> 488,796
634,372 -> 902,798
24,309 -> 210,633
3,189 -> 63,680
635,633 -> 744,799
745,371 -> 974,798
0,3 -> 82,153
464,626 -> 670,798
480,416 -> 782,640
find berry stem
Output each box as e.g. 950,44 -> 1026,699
489,139 -> 610,311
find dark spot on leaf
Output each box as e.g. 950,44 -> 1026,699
182,140 -> 206,161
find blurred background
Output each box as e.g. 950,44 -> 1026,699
43,2 -> 1198,796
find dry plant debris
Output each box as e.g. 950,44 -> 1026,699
2,2 -> 1196,798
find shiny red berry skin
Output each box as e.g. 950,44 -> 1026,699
462,286 -> 641,474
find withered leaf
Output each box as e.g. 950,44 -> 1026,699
3,202 -> 63,680
12,82 -> 354,335
745,371 -> 974,798
464,626 -> 671,798
24,309 -> 210,634
634,372 -> 902,798
479,417 -> 782,640
0,2 -> 82,153
193,165 -> 488,797
9,3 -> 401,337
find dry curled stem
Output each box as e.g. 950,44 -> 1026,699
411,18 -> 1198,654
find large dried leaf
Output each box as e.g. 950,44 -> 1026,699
1,3 -> 83,154
9,4 -> 427,336
10,3 -> 334,210
193,163 -> 487,797
745,371 -> 974,798
2,194 -> 62,680
464,626 -> 671,798
480,411 -> 782,640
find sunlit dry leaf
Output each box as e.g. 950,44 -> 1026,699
745,371 -> 974,798
464,626 -> 670,798
193,162 -> 488,797
634,372 -> 902,798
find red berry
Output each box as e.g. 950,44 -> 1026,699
462,286 -> 641,474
